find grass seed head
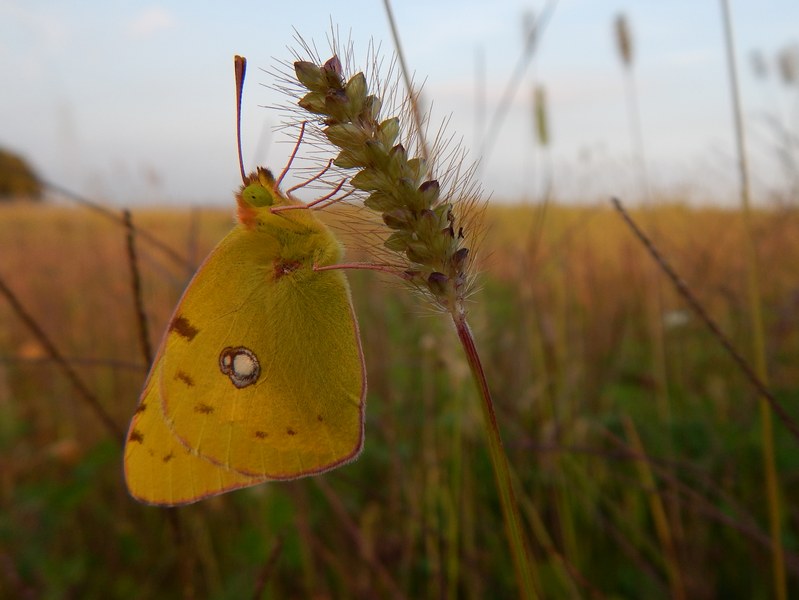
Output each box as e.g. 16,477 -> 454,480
289,50 -> 483,317
614,13 -> 634,69
533,85 -> 550,147
777,44 -> 798,86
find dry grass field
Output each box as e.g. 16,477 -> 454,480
1,199 -> 797,598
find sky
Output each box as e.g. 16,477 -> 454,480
1,0 -> 797,206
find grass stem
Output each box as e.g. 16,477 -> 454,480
123,209 -> 153,366
622,416 -> 686,600
719,3 -> 787,597
453,314 -> 538,599
0,274 -> 124,444
610,198 -> 799,442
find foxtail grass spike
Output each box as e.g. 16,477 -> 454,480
614,13 -> 634,68
533,86 -> 549,148
777,45 -> 798,86
293,56 -> 474,317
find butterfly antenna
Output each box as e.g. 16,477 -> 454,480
234,55 -> 247,183
276,121 -> 306,187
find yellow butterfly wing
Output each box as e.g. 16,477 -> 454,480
125,360 -> 265,505
125,170 -> 366,506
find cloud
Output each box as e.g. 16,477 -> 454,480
127,7 -> 175,39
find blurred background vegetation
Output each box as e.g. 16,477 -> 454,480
1,2 -> 798,598
0,149 -> 42,201
0,198 -> 797,598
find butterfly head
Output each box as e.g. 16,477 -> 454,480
236,167 -> 289,227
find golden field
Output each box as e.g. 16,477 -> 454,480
0,200 -> 797,598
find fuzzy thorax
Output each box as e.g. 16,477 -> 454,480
235,167 -> 343,271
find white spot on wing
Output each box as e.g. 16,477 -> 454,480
219,346 -> 261,388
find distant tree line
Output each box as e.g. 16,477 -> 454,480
0,148 -> 42,201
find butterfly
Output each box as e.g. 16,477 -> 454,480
123,56 -> 366,506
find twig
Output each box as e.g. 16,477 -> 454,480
0,274 -> 124,444
166,509 -> 196,600
43,178 -> 191,271
314,478 -> 407,600
382,0 -> 430,162
597,430 -> 799,575
252,536 -> 284,600
479,0 -> 559,163
610,197 -> 799,442
123,209 -> 154,365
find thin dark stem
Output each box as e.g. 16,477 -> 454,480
123,209 -> 153,366
166,509 -> 196,600
479,0 -> 558,162
314,478 -> 407,600
252,535 -> 284,600
596,430 -> 799,574
42,179 -> 191,271
611,197 -> 799,443
382,0 -> 430,163
0,274 -> 124,444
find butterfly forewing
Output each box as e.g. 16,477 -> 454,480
124,207 -> 366,505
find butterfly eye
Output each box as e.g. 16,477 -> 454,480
241,184 -> 274,207
219,346 -> 261,388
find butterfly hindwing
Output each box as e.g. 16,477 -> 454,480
124,361 -> 265,506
